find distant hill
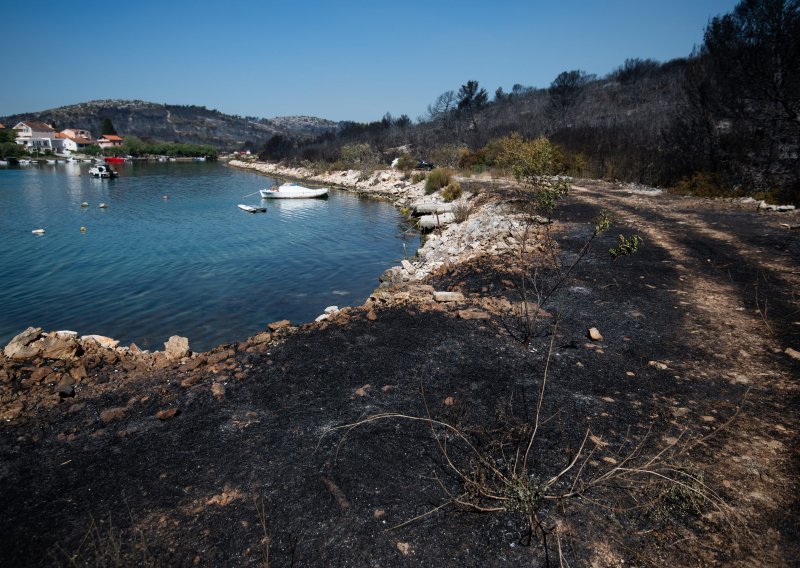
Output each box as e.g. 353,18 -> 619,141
0,100 -> 339,150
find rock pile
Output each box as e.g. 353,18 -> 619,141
0,326 -> 283,424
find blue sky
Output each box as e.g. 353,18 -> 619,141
2,0 -> 739,122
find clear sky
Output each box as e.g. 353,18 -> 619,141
1,0 -> 739,123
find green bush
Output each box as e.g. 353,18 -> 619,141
340,143 -> 379,169
458,148 -> 491,173
425,168 -> 453,194
395,153 -> 416,173
495,133 -> 565,185
442,181 -> 462,202
411,172 -> 426,184
430,144 -> 467,169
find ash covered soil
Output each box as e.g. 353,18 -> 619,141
1,181 -> 798,566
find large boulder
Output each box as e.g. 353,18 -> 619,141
433,291 -> 465,303
164,335 -> 190,360
418,212 -> 455,230
4,327 -> 43,360
413,202 -> 454,214
39,334 -> 81,360
81,335 -> 120,350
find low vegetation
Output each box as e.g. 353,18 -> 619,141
424,168 -> 454,194
107,136 -> 217,158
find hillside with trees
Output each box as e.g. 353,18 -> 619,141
262,0 -> 799,203
0,100 -> 338,151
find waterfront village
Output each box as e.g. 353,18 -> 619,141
0,120 -> 228,162
1,121 -> 123,155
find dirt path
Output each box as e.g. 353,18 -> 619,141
568,183 -> 800,565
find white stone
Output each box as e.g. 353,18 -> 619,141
414,203 -> 454,214
401,259 -> 416,274
54,330 -> 79,339
418,212 -> 455,229
164,335 -> 190,360
81,335 -> 120,349
433,291 -> 465,303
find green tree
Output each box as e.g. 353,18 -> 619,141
83,144 -> 103,156
0,128 -> 17,144
101,117 -> 117,136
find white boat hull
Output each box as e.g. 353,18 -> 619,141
260,183 -> 329,199
238,204 -> 266,213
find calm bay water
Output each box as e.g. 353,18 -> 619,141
0,161 -> 418,351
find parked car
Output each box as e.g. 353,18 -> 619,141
416,159 -> 435,170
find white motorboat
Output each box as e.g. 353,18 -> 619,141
89,164 -> 119,178
238,204 -> 267,213
260,182 -> 329,199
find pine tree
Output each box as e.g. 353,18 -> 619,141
101,118 -> 117,136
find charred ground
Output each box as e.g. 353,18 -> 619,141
0,183 -> 798,566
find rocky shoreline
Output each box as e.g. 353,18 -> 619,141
228,159 -> 535,283
0,161 -> 534,426
5,160 -> 796,428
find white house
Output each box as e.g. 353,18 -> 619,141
58,129 -> 96,153
97,134 -> 124,148
13,121 -> 61,152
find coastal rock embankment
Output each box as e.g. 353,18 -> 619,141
229,159 -> 424,205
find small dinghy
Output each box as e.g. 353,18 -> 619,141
260,182 -> 329,199
238,204 -> 267,213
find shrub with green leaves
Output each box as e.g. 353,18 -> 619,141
394,153 -> 416,173
495,133 -> 564,186
339,143 -> 380,169
430,144 -> 467,169
425,168 -> 453,194
442,181 -> 462,202
493,133 -> 571,216
609,234 -> 643,260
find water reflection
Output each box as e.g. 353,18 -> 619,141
0,163 -> 418,350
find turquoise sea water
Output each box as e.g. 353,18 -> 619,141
0,161 -> 418,351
